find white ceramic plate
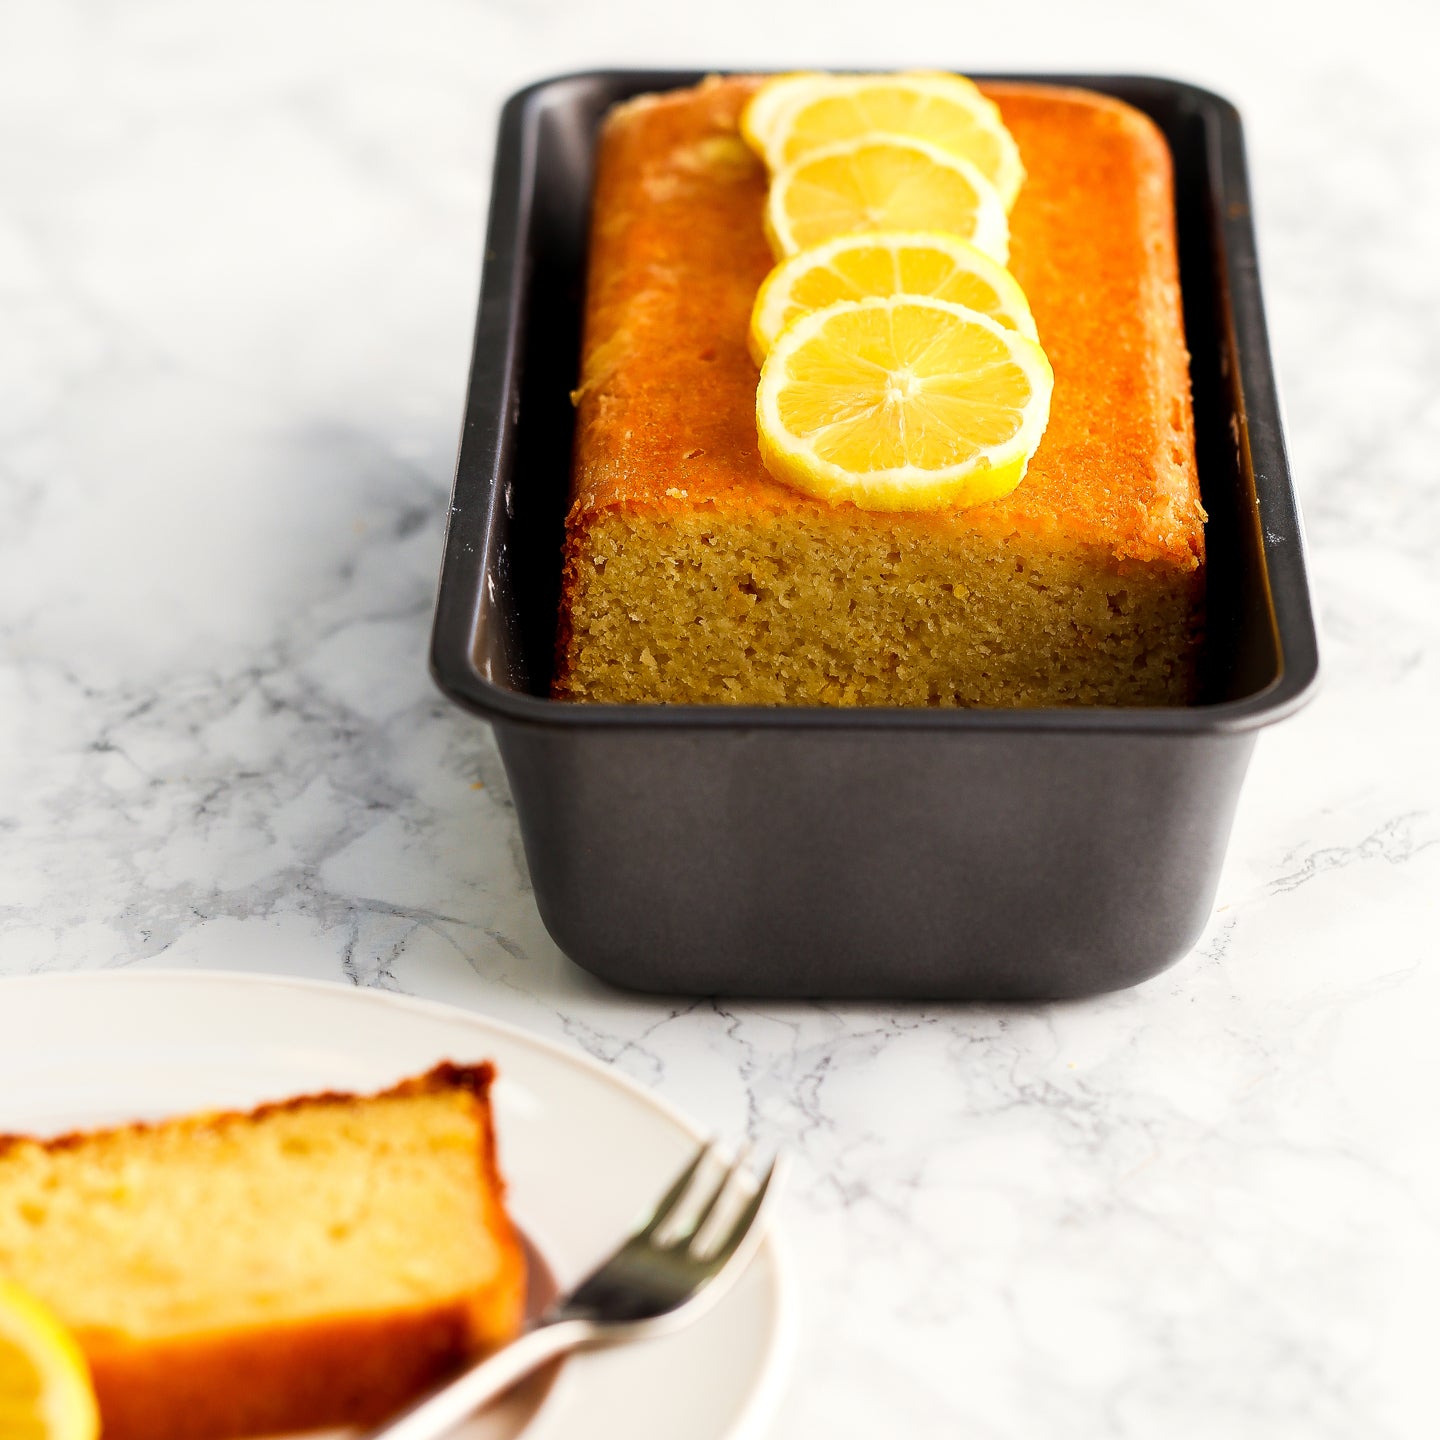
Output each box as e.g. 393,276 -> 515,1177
0,970 -> 794,1440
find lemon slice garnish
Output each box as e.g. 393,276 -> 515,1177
749,229 -> 1037,363
742,71 -> 1025,211
756,295 -> 1054,512
0,1281 -> 99,1440
764,135 -> 1009,263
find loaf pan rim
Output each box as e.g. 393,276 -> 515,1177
430,68 -> 1319,740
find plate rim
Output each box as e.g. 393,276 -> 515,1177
0,967 -> 798,1440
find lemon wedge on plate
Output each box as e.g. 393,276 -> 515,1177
756,295 -> 1053,512
0,1281 -> 99,1440
742,71 -> 1026,211
749,229 -> 1037,362
764,136 -> 1009,262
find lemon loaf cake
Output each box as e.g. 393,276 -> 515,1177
0,1063 -> 526,1440
555,76 -> 1205,706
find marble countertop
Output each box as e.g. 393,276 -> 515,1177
3,2 -> 1438,1436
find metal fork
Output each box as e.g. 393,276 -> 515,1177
360,1142 -> 783,1440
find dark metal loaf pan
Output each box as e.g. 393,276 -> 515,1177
430,70 -> 1319,1000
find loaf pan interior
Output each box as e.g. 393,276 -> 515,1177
433,71 -> 1318,730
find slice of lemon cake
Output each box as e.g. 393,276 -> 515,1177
555,76 -> 1205,707
0,1064 -> 526,1440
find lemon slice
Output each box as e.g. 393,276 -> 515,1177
765,136 -> 1009,264
0,1282 -> 99,1440
749,229 -> 1037,362
756,295 -> 1053,511
742,71 -> 1025,211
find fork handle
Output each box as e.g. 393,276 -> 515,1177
358,1317 -> 595,1440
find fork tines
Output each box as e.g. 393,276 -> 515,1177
641,1141 -> 780,1260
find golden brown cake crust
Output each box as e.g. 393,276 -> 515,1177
0,1063 -> 527,1440
565,75 -> 1202,561
0,1061 -> 499,1157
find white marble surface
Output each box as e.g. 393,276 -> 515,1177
3,1 -> 1439,1436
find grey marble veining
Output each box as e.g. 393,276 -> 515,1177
3,2 -> 1439,1436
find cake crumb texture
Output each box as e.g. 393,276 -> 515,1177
557,76 -> 1205,707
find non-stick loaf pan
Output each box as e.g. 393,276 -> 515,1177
430,70 -> 1319,1000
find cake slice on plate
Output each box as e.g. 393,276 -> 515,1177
0,1063 -> 526,1440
